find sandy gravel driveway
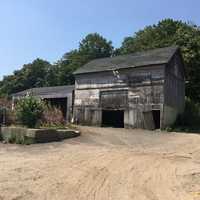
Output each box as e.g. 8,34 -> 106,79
0,126 -> 200,200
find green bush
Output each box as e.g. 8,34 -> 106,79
16,96 -> 45,128
171,98 -> 200,132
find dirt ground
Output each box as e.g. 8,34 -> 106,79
0,126 -> 200,200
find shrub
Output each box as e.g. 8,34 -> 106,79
171,98 -> 200,132
41,104 -> 66,128
0,97 -> 12,109
16,96 -> 45,128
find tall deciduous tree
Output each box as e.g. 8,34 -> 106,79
57,33 -> 113,85
79,33 -> 113,60
0,59 -> 51,96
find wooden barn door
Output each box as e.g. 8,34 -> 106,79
143,111 -> 155,130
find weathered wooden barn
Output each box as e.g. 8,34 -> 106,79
12,46 -> 185,129
12,85 -> 74,121
73,46 -> 185,129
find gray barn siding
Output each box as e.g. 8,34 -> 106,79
74,65 -> 166,128
163,53 -> 185,127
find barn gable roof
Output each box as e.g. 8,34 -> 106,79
74,46 -> 179,75
12,85 -> 74,99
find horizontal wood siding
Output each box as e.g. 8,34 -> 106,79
74,65 -> 166,128
163,53 -> 185,127
100,90 -> 128,109
164,53 -> 185,110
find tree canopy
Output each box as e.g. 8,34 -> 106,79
56,33 -> 113,85
1,20 -> 200,102
0,59 -> 51,96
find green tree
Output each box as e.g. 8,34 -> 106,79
57,33 -> 113,85
23,58 -> 51,88
0,59 -> 51,96
16,95 -> 45,128
119,19 -> 200,102
79,33 -> 113,60
44,64 -> 60,87
57,50 -> 82,85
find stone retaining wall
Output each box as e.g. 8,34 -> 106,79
0,126 -> 80,144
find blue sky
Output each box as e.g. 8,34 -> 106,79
0,0 -> 199,79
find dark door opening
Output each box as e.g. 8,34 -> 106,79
152,110 -> 160,129
44,98 -> 68,119
102,110 -> 124,128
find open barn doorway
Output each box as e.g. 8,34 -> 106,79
143,110 -> 160,130
152,110 -> 160,129
102,110 -> 124,128
44,98 -> 68,119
